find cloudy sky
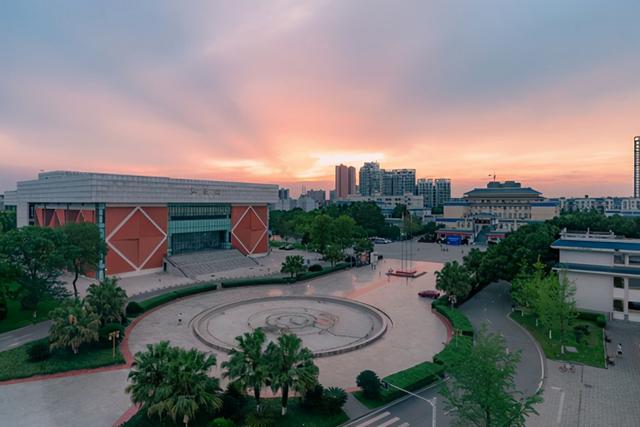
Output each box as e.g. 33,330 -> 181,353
1,1 -> 639,197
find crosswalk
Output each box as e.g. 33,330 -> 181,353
349,411 -> 410,427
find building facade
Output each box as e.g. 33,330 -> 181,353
4,171 -> 278,278
416,178 -> 451,208
358,162 -> 382,196
552,230 -> 640,322
342,193 -> 426,218
335,164 -> 356,199
382,169 -> 416,196
438,180 -> 559,244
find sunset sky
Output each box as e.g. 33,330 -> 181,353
1,1 -> 639,197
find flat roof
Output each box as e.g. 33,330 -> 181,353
6,170 -> 279,205
552,238 -> 640,252
555,262 -> 640,277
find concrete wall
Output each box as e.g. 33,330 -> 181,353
566,271 -> 612,313
531,205 -> 559,221
443,204 -> 467,218
559,250 -> 612,266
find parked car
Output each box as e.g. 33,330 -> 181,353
372,237 -> 392,244
281,244 -> 294,250
418,290 -> 441,299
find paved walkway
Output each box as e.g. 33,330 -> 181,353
528,320 -> 640,427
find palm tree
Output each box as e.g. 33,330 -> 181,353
222,328 -> 268,411
127,342 -> 222,427
266,333 -> 319,416
126,341 -> 175,408
281,255 -> 305,278
49,300 -> 100,354
435,261 -> 472,307
148,347 -> 222,427
85,277 -> 127,325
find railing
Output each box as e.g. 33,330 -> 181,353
560,228 -> 621,240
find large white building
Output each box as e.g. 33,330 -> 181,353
553,230 -> 640,322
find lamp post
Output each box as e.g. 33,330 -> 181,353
108,330 -> 120,358
381,381 -> 437,426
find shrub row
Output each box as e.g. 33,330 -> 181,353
379,361 -> 445,402
432,335 -> 473,367
431,299 -> 474,336
126,264 -> 351,316
577,310 -> 607,328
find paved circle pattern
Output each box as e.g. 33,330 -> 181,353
192,296 -> 389,357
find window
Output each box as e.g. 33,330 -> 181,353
628,301 -> 640,312
614,299 -> 624,312
614,254 -> 625,265
629,256 -> 640,265
613,277 -> 625,288
630,278 -> 640,289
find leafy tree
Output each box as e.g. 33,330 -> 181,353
266,333 -> 319,416
391,204 -> 409,219
442,325 -> 542,427
333,215 -> 358,251
0,210 -> 16,233
536,272 -> 577,350
0,226 -> 68,309
353,238 -> 374,264
280,255 -> 305,278
127,341 -> 222,427
60,222 -> 107,299
85,277 -> 127,325
49,300 -> 100,354
511,261 -> 545,312
222,328 -> 268,411
402,214 -> 423,238
356,370 -> 381,399
323,245 -> 344,267
435,261 -> 472,306
309,214 -> 334,252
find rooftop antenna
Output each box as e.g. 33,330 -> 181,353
488,172 -> 496,182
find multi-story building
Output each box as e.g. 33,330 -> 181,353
634,136 -> 640,198
416,178 -> 451,208
4,171 -> 278,278
0,194 -> 4,211
382,169 -> 416,196
305,189 -> 326,207
278,188 -> 290,200
359,162 -> 383,196
552,229 -> 640,322
438,180 -> 559,244
342,193 -> 426,218
558,196 -> 640,218
335,164 -> 356,199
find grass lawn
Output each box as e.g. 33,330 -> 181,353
511,311 -> 606,368
0,338 -> 125,381
352,390 -> 385,409
124,397 -> 348,427
0,285 -> 59,334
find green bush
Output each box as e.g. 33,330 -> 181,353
432,302 -> 474,336
210,418 -> 235,427
27,340 -> 51,362
433,336 -> 473,367
125,301 -> 144,317
302,383 -> 325,409
380,362 -> 444,402
220,277 -> 294,288
221,382 -> 248,421
244,413 -> 274,427
323,387 -> 348,413
577,310 -> 607,327
308,264 -> 323,272
98,323 -> 125,347
0,298 -> 7,320
356,370 -> 381,399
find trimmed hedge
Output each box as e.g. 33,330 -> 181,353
139,282 -> 219,311
431,299 -> 474,336
220,276 -> 294,288
379,362 -> 445,402
577,310 -> 607,328
433,335 -> 473,367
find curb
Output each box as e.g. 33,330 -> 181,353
506,311 -> 546,394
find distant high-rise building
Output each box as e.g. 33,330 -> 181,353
359,162 -> 383,196
635,136 -> 640,198
416,178 -> 435,207
305,189 -> 326,207
335,164 -> 356,199
278,188 -> 290,200
416,178 -> 451,208
382,169 -> 416,196
434,178 -> 451,207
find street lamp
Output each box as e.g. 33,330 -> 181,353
381,380 -> 437,426
108,330 -> 120,358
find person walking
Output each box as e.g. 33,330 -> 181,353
617,343 -> 623,357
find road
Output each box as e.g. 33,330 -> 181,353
0,320 -> 51,352
344,281 -> 544,427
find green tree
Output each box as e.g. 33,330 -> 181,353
323,245 -> 344,267
353,238 -> 374,265
222,328 -> 268,411
356,370 -> 381,399
127,342 -> 222,427
280,255 -> 305,278
442,325 -> 542,427
435,261 -> 472,306
402,214 -> 423,238
60,222 -> 107,299
391,204 -> 409,219
333,215 -> 357,251
536,272 -> 577,351
0,226 -> 68,309
0,211 -> 17,233
309,214 -> 334,252
266,333 -> 319,416
85,277 -> 128,325
49,300 -> 100,354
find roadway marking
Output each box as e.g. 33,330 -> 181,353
377,417 -> 400,427
354,412 -> 391,427
397,423 -> 410,427
556,390 -> 565,424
